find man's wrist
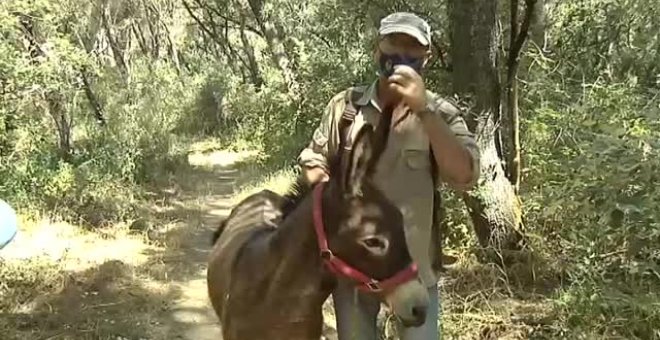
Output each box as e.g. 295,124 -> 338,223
416,107 -> 433,121
302,165 -> 329,184
415,99 -> 437,122
417,100 -> 456,140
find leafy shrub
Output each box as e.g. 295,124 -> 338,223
521,49 -> 660,336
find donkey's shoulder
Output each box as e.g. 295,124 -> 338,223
211,189 -> 287,245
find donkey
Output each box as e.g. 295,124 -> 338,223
207,119 -> 429,340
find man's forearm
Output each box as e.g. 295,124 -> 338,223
418,111 -> 475,189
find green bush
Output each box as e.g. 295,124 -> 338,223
520,49 -> 660,335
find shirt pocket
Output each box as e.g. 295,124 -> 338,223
312,128 -> 328,147
403,147 -> 431,172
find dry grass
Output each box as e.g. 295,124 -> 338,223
437,250 -> 562,340
231,166 -> 297,203
0,215 -> 182,340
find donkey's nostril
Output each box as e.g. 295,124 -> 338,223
411,305 -> 427,325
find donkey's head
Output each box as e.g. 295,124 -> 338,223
319,123 -> 429,327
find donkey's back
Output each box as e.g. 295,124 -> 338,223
207,189 -> 286,333
210,189 -> 284,246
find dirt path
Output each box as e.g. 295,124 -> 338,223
160,150 -> 258,340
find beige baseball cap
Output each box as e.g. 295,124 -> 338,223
378,12 -> 432,46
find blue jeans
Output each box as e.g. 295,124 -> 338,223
332,280 -> 441,340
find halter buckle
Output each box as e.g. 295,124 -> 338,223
366,280 -> 382,292
320,249 -> 334,260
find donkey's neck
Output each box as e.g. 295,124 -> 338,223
266,193 -> 333,299
215,189 -> 335,339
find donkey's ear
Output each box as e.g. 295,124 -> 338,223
343,124 -> 374,197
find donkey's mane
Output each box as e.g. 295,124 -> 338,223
280,174 -> 317,217
278,117 -> 353,219
278,104 -> 393,220
212,157 -> 339,247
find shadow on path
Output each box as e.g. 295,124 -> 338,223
140,150 -> 261,340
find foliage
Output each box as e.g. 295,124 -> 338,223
0,0 -> 198,225
518,5 -> 660,333
2,0 -> 660,337
546,0 -> 660,86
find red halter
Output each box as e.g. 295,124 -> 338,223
312,182 -> 419,293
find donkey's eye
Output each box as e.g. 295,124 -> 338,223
363,238 -> 382,248
359,236 -> 389,256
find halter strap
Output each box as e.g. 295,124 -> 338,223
312,182 -> 418,293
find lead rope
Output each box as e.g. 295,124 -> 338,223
351,286 -> 359,340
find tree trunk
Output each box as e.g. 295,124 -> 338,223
160,19 -> 181,74
80,68 -> 106,126
449,0 -> 525,264
145,3 -> 161,60
221,21 -> 249,82
19,15 -> 73,162
100,6 -> 128,77
75,34 -> 106,125
46,94 -> 73,162
238,12 -> 264,88
244,0 -> 300,97
531,0 -> 546,50
132,21 -> 150,56
505,0 -> 537,193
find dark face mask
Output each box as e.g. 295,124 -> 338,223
378,52 -> 424,78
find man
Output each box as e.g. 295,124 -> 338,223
297,12 -> 481,339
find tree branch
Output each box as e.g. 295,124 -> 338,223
431,39 -> 451,71
509,0 -> 519,67
100,4 -> 128,76
182,0 -> 219,43
18,14 -> 73,161
131,22 -> 150,56
504,0 -> 536,193
190,0 -> 264,38
507,0 -> 537,71
211,6 -> 251,73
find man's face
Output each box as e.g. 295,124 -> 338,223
375,33 -> 431,78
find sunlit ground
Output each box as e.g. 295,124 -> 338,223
0,215 -> 177,340
1,218 -> 154,270
0,145 -> 261,340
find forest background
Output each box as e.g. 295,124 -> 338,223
1,0 -> 659,338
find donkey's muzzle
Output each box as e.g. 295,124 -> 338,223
384,278 -> 430,328
402,305 -> 428,327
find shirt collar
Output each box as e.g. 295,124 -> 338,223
355,79 -> 383,112
356,78 -> 416,117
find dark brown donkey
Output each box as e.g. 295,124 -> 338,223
207,117 -> 429,339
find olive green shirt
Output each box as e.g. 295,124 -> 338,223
297,80 -> 481,286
